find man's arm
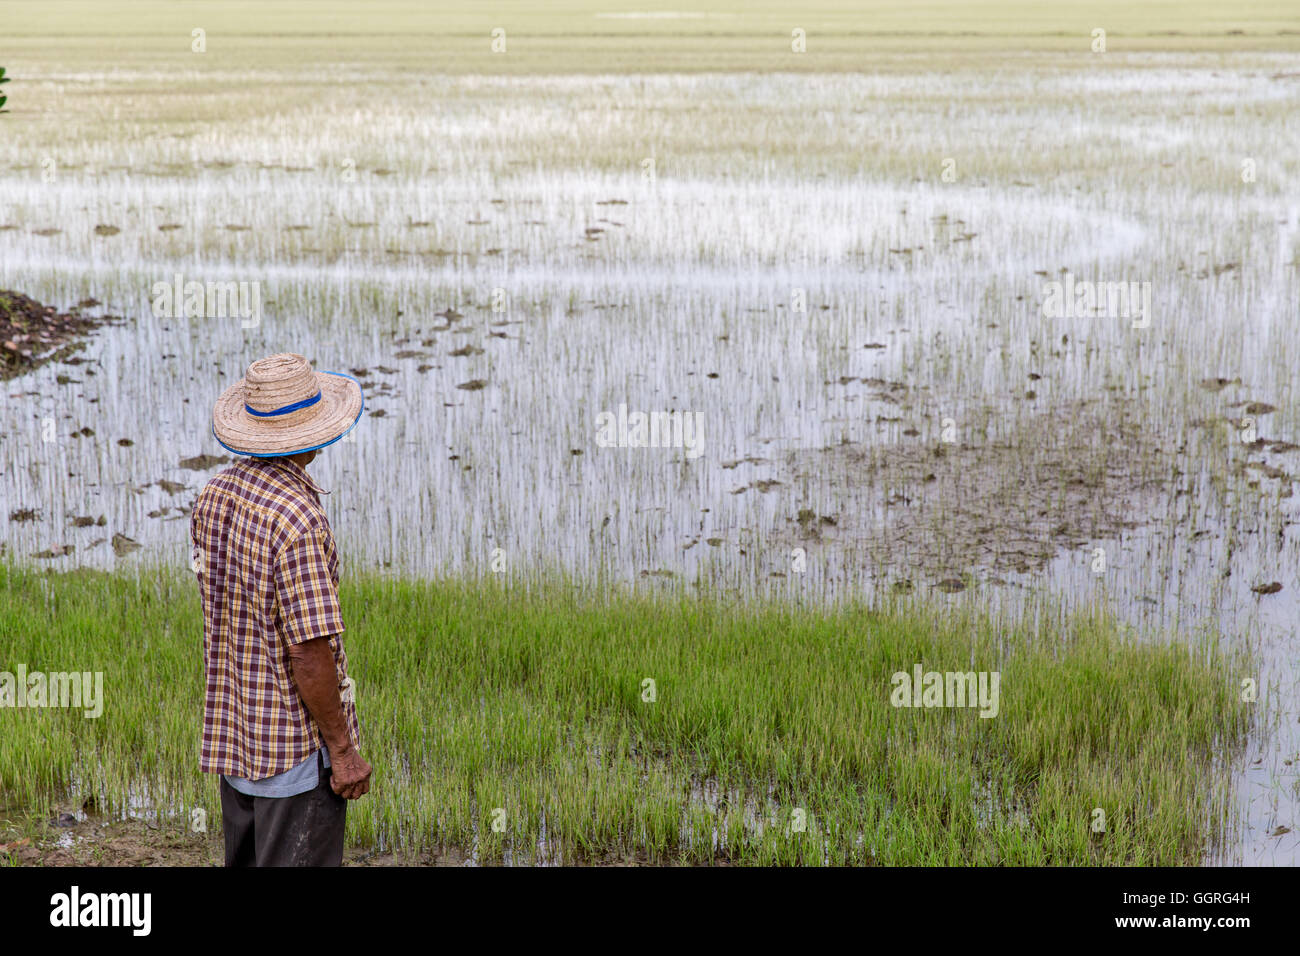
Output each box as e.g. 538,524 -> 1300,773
288,636 -> 372,800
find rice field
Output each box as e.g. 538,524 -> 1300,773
1,1 -> 1298,864
0,564 -> 1252,865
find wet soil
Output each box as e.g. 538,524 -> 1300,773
0,290 -> 118,381
0,815 -> 672,867
775,396 -> 1212,586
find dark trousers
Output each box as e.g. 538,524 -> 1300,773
219,751 -> 346,867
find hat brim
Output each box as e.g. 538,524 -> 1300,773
212,370 -> 364,458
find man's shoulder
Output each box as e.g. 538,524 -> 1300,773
194,459 -> 331,539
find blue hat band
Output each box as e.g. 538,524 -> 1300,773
245,390 -> 322,418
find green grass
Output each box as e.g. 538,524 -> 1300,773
0,563 -> 1250,864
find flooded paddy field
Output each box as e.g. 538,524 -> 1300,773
1,3 -> 1299,864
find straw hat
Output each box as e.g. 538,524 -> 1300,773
212,353 -> 364,457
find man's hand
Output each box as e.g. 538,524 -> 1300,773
327,745 -> 372,800
288,635 -> 372,800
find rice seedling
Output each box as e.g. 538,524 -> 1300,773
0,563 -> 1251,865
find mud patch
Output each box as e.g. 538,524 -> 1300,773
0,290 -> 119,381
777,397 -> 1169,583
0,815 -> 657,867
0,816 -> 224,867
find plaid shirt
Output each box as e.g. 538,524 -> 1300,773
190,457 -> 360,780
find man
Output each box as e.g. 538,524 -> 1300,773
190,352 -> 372,867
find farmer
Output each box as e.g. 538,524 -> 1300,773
189,352 -> 372,867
